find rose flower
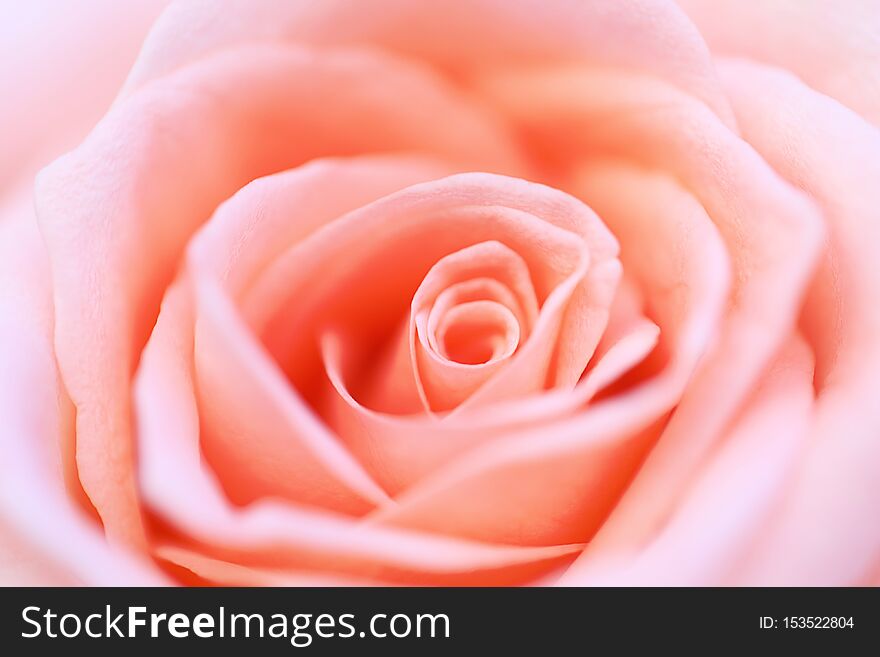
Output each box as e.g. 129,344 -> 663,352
1,0 -> 878,586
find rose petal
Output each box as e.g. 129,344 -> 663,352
409,241 -> 538,411
320,306 -> 656,496
561,335 -> 815,585
124,0 -> 734,125
678,0 -> 880,126
248,174 -> 612,413
155,546 -> 384,586
190,277 -> 391,512
0,0 -> 168,196
0,193 -> 164,585
187,156 -> 455,511
716,59 -> 880,584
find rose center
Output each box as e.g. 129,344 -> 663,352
435,300 -> 520,365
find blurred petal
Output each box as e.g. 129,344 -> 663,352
678,0 -> 880,125
717,59 -> 880,584
125,0 -> 734,125
562,336 -> 815,585
0,191 -> 164,585
0,0 -> 168,196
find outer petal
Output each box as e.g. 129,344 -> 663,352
0,0 -> 167,584
562,336 -> 815,585
677,0 -> 880,126
0,191 -> 164,585
123,0 -> 735,126
0,0 -> 168,196
717,59 -> 880,584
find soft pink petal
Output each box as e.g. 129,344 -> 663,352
319,309 -> 657,495
190,277 -> 390,512
155,546 -> 385,586
562,336 -> 815,585
409,241 -> 538,411
717,59 -> 880,584
678,0 -> 880,125
250,173 -> 614,414
124,0 -> 734,125
0,192 -> 164,586
187,156 -> 455,510
0,0 -> 168,197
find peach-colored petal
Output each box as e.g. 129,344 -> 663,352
440,210 -> 594,411
186,156 -> 456,510
409,241 -> 538,411
0,1 -> 167,582
420,301 -> 521,407
561,336 -> 815,585
186,162 -> 607,507
716,59 -> 880,584
319,306 -> 656,496
134,282 -> 581,585
190,276 -> 390,512
193,155 -> 463,299
155,546 -> 385,586
678,0 -> 880,125
0,0 -> 168,197
481,66 -> 823,551
35,44 -> 521,543
124,0 -> 734,126
0,193 -> 164,586
367,165 -> 730,545
250,173 -> 615,413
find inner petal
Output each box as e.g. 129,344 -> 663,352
426,277 -> 530,354
409,240 -> 539,412
436,300 -> 520,365
242,174 -> 607,421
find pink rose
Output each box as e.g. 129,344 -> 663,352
2,0 -> 878,586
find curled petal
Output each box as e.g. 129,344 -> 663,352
249,173 -> 616,412
187,156 -> 456,510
